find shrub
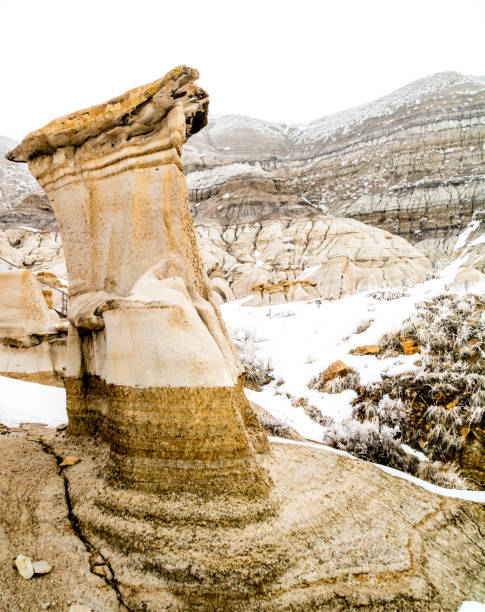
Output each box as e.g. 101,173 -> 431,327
309,367 -> 361,394
304,405 -> 335,428
368,288 -> 408,301
353,293 -> 484,486
243,357 -> 274,391
258,413 -> 293,438
354,319 -> 373,334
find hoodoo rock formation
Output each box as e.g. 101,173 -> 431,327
4,69 -> 484,611
7,66 -> 270,497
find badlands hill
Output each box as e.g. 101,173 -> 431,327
185,71 -> 485,258
1,72 -> 484,303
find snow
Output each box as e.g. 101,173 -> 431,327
223,262 -> 485,445
293,72 -> 484,145
186,162 -> 273,191
270,437 -> 485,503
402,443 -> 429,462
454,217 -> 480,251
458,603 -> 485,612
0,375 -> 66,428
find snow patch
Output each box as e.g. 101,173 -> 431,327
0,376 -> 67,428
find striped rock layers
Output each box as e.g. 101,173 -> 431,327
7,66 -> 269,499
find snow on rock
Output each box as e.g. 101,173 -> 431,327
0,375 -> 66,427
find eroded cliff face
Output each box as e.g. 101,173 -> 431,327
184,71 -> 485,266
1,71 -> 483,305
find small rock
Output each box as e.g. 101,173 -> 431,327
403,346 -> 420,355
353,345 -> 380,356
91,564 -> 107,577
14,554 -> 34,579
320,360 -> 349,383
59,456 -> 80,467
56,423 -> 68,432
33,559 -> 53,574
68,606 -> 92,612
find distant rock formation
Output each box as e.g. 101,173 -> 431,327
7,66 -> 270,499
0,269 -> 65,385
5,71 -> 481,305
0,135 -> 44,212
184,71 -> 485,268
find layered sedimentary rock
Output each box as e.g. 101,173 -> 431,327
192,168 -> 430,304
4,71 -> 481,306
4,70 -> 485,611
184,71 -> 485,267
6,426 -> 482,611
7,66 -> 269,499
0,269 -> 65,384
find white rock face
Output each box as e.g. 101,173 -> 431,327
197,215 -> 430,304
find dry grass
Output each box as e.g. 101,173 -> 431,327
351,293 -> 484,488
309,368 -> 361,394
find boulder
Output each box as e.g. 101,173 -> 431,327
320,360 -> 349,382
0,269 -> 58,338
14,554 -> 34,579
353,345 -> 381,355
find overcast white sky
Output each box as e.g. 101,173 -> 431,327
1,0 -> 484,141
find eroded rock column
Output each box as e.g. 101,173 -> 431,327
7,66 -> 269,497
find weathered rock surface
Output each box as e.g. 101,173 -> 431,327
2,426 -> 484,611
184,71 -> 485,268
8,66 -> 270,503
0,269 -> 66,385
0,430 -> 121,610
6,71 -> 481,306
194,178 -> 430,304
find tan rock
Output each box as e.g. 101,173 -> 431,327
321,360 -> 349,382
33,559 -> 53,574
59,456 -> 80,468
353,345 -> 381,355
400,336 -> 420,355
14,554 -> 34,579
403,346 -> 421,355
0,269 -> 58,338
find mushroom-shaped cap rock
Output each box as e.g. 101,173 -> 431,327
7,65 -> 208,162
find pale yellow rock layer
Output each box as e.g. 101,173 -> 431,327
7,66 -> 208,162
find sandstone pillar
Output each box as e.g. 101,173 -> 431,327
7,66 -> 269,497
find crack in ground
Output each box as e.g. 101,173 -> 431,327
32,436 -> 131,611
